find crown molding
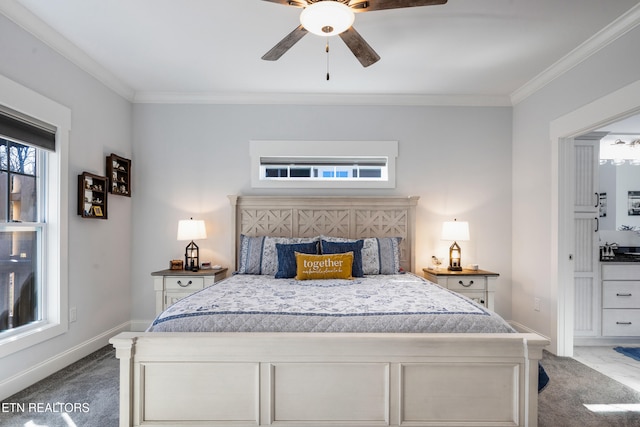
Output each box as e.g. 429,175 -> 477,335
511,3 -> 640,105
132,91 -> 512,107
5,0 -> 638,108
0,0 -> 509,108
0,0 -> 135,101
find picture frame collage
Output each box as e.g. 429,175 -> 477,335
77,153 -> 131,219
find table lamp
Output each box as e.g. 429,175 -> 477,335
177,218 -> 207,271
441,219 -> 469,271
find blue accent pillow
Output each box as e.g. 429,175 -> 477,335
321,239 -> 364,277
275,242 -> 319,278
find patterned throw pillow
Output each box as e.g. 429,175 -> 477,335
237,235 -> 265,274
274,242 -> 319,278
320,239 -> 364,277
294,252 -> 354,280
320,236 -> 401,275
237,235 -> 318,275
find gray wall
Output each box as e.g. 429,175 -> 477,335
0,13 -> 132,394
131,104 -> 513,324
512,24 -> 640,350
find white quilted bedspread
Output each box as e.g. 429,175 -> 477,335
148,273 -> 514,334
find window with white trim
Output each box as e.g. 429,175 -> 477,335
0,137 -> 45,335
0,74 -> 69,358
250,141 -> 397,189
260,156 -> 387,181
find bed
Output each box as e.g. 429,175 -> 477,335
110,195 -> 549,427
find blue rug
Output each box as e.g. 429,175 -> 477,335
614,346 -> 640,361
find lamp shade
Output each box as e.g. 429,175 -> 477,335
441,220 -> 470,242
442,219 -> 469,271
177,219 -> 207,241
300,1 -> 355,36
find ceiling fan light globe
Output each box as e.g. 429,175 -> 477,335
300,1 -> 355,37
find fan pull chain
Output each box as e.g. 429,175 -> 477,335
326,39 -> 330,81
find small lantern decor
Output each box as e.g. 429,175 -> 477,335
177,218 -> 207,272
449,241 -> 462,270
441,219 -> 470,271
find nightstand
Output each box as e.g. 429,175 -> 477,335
152,268 -> 228,314
423,268 -> 499,311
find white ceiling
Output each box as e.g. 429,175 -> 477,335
2,0 -> 640,105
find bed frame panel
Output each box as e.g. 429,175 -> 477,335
110,195 -> 549,427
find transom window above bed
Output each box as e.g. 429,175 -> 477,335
250,140 -> 397,189
261,156 -> 387,181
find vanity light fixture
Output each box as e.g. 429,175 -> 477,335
600,136 -> 640,165
441,219 -> 470,271
177,218 -> 207,271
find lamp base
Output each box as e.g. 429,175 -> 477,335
448,266 -> 463,271
185,240 -> 200,273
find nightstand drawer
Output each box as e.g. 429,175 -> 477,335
153,268 -> 228,315
165,276 -> 205,290
422,268 -> 498,311
602,309 -> 640,336
446,276 -> 487,292
457,292 -> 486,306
165,291 -> 194,307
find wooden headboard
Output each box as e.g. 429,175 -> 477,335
229,195 -> 419,273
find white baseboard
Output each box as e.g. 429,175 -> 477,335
574,336 -> 640,346
0,321 -> 131,401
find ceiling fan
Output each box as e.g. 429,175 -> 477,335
261,0 -> 448,67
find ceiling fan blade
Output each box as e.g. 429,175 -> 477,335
338,26 -> 380,67
349,0 -> 447,12
262,25 -> 309,61
261,0 -> 308,7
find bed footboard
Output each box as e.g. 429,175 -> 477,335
110,332 -> 548,427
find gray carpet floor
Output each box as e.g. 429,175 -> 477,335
0,346 -> 118,427
1,346 -> 640,426
539,351 -> 640,427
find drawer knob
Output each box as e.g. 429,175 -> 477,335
177,280 -> 193,287
616,321 -> 632,325
616,293 -> 632,297
458,280 -> 474,287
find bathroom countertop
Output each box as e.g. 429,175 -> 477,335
600,254 -> 640,263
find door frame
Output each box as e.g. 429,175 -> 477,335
551,79 -> 640,356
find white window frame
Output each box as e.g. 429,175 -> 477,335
250,140 -> 398,189
249,140 -> 398,188
0,73 -> 69,358
260,158 -> 388,181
